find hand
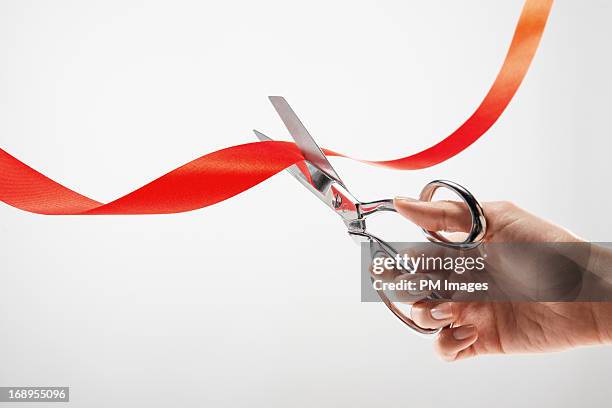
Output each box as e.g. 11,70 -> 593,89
393,198 -> 612,361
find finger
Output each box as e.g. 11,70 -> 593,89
399,242 -> 455,263
393,197 -> 472,233
410,301 -> 456,329
434,325 -> 478,362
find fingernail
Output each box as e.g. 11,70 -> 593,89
430,303 -> 453,320
453,325 -> 476,340
394,196 -> 418,202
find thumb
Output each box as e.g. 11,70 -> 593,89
393,197 -> 472,233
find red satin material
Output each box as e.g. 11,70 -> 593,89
0,0 -> 553,216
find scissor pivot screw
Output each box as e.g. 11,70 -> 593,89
332,193 -> 342,208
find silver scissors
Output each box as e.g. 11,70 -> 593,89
255,96 -> 486,335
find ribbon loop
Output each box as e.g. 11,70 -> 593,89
0,0 -> 553,216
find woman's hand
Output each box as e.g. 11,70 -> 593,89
393,198 -> 612,361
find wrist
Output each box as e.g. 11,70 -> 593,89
590,303 -> 612,344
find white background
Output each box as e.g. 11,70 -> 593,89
1,0 -> 612,406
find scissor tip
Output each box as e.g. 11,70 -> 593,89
253,129 -> 271,141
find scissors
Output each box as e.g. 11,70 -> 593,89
254,96 -> 486,335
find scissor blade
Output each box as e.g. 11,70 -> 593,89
268,96 -> 344,185
253,129 -> 339,212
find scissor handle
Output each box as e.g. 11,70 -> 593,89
352,231 -> 441,336
376,286 -> 442,335
355,180 -> 485,335
418,180 -> 487,249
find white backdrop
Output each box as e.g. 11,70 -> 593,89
1,1 -> 612,407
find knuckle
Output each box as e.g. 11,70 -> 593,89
488,200 -> 517,214
439,353 -> 457,362
434,340 -> 457,362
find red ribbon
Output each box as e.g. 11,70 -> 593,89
0,0 -> 553,216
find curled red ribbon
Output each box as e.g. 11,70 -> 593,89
0,0 -> 553,216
